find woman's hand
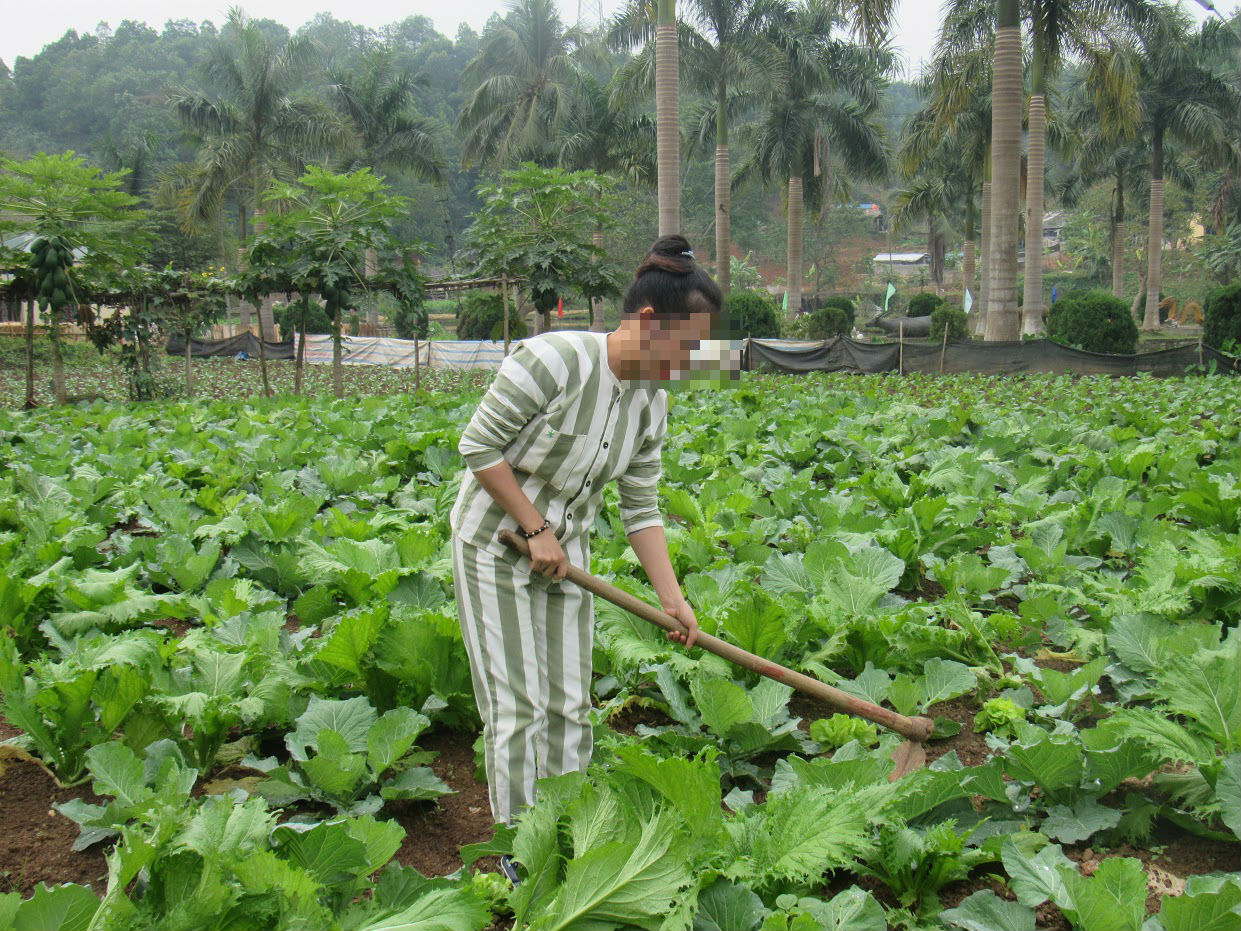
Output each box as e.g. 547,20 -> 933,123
527,530 -> 569,579
661,597 -> 699,649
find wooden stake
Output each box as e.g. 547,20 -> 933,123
899,319 -> 904,375
502,277 -> 511,356
414,336 -> 421,392
939,319 -> 949,373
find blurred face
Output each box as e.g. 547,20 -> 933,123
634,307 -> 716,380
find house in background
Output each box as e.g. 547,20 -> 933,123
872,252 -> 930,277
1042,211 -> 1068,253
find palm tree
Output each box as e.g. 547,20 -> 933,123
328,48 -> 447,328
655,0 -> 681,236
456,0 -> 587,169
556,72 -> 655,329
1130,9 -> 1235,330
739,2 -> 890,323
985,0 -> 1022,341
166,6 -> 344,338
908,41 -> 992,332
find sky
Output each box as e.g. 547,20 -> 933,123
0,0 -> 1230,76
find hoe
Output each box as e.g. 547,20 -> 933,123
499,530 -> 934,779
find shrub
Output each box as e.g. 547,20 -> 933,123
907,292 -> 944,317
273,300 -> 333,338
805,305 -> 853,339
1204,282 -> 1241,351
821,295 -> 857,326
456,290 -> 526,341
930,304 -> 968,342
724,289 -> 782,338
1046,289 -> 1139,354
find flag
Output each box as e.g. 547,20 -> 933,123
1052,285 -> 1059,304
884,281 -> 896,313
782,291 -> 789,314
557,297 -> 564,318
963,289 -> 973,316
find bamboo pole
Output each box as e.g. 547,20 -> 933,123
414,336 -> 421,392
939,319 -> 949,373
502,278 -> 511,357
899,319 -> 904,375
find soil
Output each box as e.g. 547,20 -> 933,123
603,702 -> 676,736
387,727 -> 503,879
0,748 -> 109,896
923,696 -> 992,767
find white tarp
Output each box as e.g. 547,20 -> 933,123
295,333 -> 744,374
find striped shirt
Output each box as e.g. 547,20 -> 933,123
450,330 -> 667,560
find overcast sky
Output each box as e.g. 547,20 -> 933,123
1,0 -> 1229,78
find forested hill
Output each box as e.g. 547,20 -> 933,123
0,13 -> 922,272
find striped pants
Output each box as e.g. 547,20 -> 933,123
450,535 -> 595,827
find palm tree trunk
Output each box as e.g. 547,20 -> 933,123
296,297 -> 308,396
48,309 -> 66,405
237,200 -> 251,331
185,322 -> 194,394
1113,166 -> 1126,299
23,298 -> 36,409
332,300 -> 344,399
365,247 -> 379,332
1021,73 -> 1047,335
786,175 -> 803,323
1142,129 -> 1165,331
974,176 -> 992,338
715,79 -> 730,294
985,0 -> 1022,342
591,227 -> 606,331
655,0 -> 680,236
252,205 -> 275,340
963,195 -> 977,307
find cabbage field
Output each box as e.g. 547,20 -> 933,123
0,371 -> 1238,931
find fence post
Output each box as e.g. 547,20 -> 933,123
899,319 -> 904,375
939,320 -> 949,373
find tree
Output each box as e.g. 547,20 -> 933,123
165,6 -> 346,338
738,2 -> 890,323
460,163 -> 624,333
987,0 -> 1022,341
243,165 -> 424,399
0,150 -> 145,407
327,47 -> 448,328
456,0 -> 588,169
555,71 -> 655,330
1130,9 -> 1236,331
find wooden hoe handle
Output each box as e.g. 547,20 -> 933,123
497,529 -> 934,742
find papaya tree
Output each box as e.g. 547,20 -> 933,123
0,151 -> 146,407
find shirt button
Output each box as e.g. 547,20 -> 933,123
585,479 -> 592,486
602,442 -> 609,449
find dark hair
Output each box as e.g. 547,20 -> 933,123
621,234 -> 724,317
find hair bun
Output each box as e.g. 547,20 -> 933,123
649,234 -> 694,260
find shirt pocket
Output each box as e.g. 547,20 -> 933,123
505,414 -> 593,491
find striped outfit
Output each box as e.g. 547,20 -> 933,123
449,330 -> 667,826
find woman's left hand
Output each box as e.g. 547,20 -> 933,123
661,598 -> 699,649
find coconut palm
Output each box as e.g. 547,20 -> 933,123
327,48 -> 447,327
556,72 -> 655,329
610,0 -> 783,290
456,0 -> 589,169
166,7 -> 345,338
907,41 -> 992,332
1130,9 -> 1236,330
738,2 -> 891,323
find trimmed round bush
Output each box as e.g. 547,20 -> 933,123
725,289 -> 782,338
1204,282 -> 1241,351
1046,289 -> 1139,354
457,290 -> 527,341
805,305 -> 852,339
274,300 -> 332,337
821,295 -> 857,327
930,304 -> 968,342
907,292 -> 944,317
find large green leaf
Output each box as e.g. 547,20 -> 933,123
288,695 -> 378,761
358,887 -> 490,931
941,889 -> 1036,931
1058,856 -> 1147,931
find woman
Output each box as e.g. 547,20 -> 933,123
449,234 -> 723,866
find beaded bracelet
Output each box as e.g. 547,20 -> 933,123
521,518 -> 551,539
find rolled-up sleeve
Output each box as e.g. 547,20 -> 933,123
617,405 -> 667,535
457,343 -> 558,472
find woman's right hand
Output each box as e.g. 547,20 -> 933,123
527,529 -> 569,579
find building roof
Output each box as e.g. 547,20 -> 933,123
873,252 -> 930,264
